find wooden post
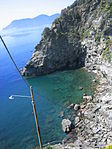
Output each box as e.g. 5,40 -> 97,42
30,86 -> 43,149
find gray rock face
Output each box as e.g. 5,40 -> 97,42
22,32 -> 85,76
62,119 -> 72,133
21,1 -> 90,76
21,0 -> 112,78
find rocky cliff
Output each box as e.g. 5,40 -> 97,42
21,0 -> 112,80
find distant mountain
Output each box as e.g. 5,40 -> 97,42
3,14 -> 60,30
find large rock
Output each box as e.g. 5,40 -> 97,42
74,104 -> 80,111
22,34 -> 85,76
74,116 -> 80,125
83,95 -> 93,101
61,119 -> 72,133
21,1 -> 91,76
92,105 -> 101,113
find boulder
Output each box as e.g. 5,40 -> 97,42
74,116 -> 80,125
67,103 -> 75,109
80,104 -> 86,109
83,93 -> 87,96
79,86 -> 83,90
61,119 -> 72,133
77,111 -> 82,117
92,105 -> 101,113
74,104 -> 80,111
83,95 -> 93,101
93,79 -> 97,83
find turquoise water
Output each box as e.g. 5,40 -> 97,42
0,27 -> 95,149
27,69 -> 95,146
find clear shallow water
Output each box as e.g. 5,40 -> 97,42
0,27 -> 95,149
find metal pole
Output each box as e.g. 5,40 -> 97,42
30,86 -> 43,149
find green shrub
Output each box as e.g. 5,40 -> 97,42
54,18 -> 59,24
46,144 -> 55,149
101,144 -> 112,149
95,33 -> 98,42
105,0 -> 112,12
103,46 -> 111,62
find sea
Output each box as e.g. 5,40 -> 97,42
0,25 -> 95,149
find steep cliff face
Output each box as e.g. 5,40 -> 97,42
21,0 -> 112,77
81,0 -> 112,84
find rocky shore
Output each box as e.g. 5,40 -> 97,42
48,68 -> 112,149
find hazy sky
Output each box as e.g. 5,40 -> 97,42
0,0 -> 75,30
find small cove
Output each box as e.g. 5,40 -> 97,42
27,68 -> 96,146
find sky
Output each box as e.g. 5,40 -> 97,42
0,0 -> 75,30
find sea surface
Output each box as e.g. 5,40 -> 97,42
0,26 -> 95,149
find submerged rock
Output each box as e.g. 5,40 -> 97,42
59,111 -> 64,118
79,86 -> 83,90
67,103 -> 75,109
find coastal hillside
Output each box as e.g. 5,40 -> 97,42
3,14 -> 59,30
22,0 -> 112,80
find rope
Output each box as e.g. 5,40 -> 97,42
0,35 -> 30,88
